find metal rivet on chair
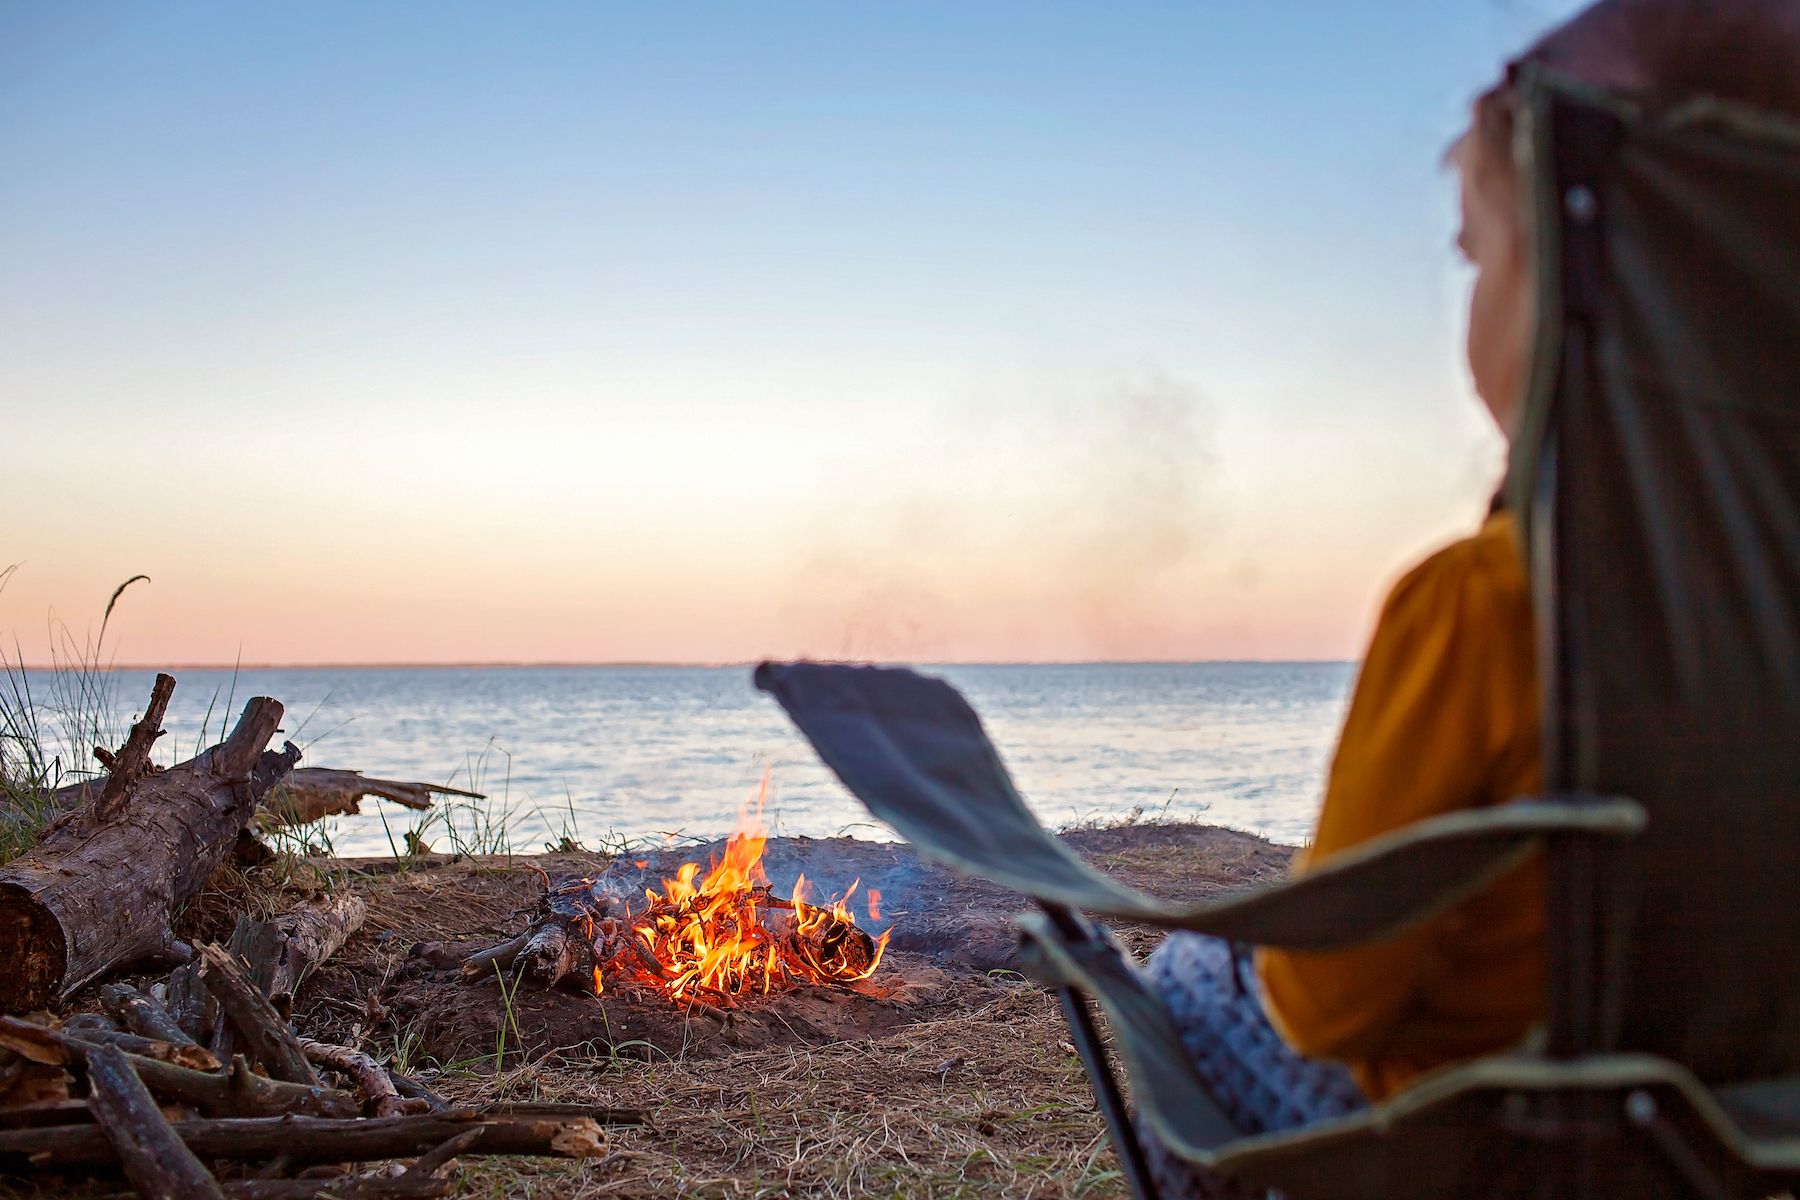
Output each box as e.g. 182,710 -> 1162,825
1625,1089 -> 1658,1125
1565,184 -> 1599,224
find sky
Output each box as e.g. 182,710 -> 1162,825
0,0 -> 1587,667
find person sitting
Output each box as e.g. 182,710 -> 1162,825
1139,1 -> 1800,1193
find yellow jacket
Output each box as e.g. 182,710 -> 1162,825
1257,510 -> 1545,1100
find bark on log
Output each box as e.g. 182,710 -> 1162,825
101,982 -> 203,1050
164,961 -> 218,1045
199,943 -> 321,1087
298,1038 -> 405,1119
86,1042 -> 228,1200
0,1108 -> 631,1172
266,893 -> 368,999
0,682 -> 298,1010
260,769 -> 483,829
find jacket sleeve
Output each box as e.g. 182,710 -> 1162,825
1256,522 -> 1540,1074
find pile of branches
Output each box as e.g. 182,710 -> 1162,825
0,674 -> 639,1197
0,946 -> 636,1197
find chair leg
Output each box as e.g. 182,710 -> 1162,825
1058,984 -> 1161,1200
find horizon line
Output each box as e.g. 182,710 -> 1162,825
18,657 -> 1358,671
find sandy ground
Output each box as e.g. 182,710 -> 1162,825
30,820 -> 1295,1199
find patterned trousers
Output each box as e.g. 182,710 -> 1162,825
1137,932 -> 1367,1199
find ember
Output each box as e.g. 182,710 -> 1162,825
480,788 -> 891,1007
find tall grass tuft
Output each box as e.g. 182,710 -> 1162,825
0,569 -> 150,864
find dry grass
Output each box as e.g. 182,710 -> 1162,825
431,976 -> 1123,1200
25,822 -> 1301,1199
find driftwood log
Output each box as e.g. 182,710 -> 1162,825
0,677 -> 298,1010
86,1042 -> 228,1200
260,769 -> 483,829
261,894 -> 369,1000
0,1106 -> 630,1172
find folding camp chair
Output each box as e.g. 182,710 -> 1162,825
756,65 -> 1800,1199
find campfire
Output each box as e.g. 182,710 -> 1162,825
464,791 -> 892,1009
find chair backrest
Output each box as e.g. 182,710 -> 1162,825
1508,69 -> 1800,1082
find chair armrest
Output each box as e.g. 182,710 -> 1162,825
1171,795 -> 1643,950
757,659 -> 1645,951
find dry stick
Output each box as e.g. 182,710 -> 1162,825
85,1042 -> 228,1200
0,1018 -> 358,1119
101,981 -> 204,1050
199,943 -> 321,1087
386,1071 -> 451,1113
225,1128 -> 486,1200
65,1027 -> 220,1071
458,933 -> 529,981
0,1108 -> 632,1172
222,1176 -> 453,1199
95,672 -> 176,822
298,1038 -> 405,1119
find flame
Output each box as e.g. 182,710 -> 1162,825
594,773 -> 890,1003
867,889 -> 882,922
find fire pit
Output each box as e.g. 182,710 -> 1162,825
352,821 -> 1293,1070
459,799 -> 891,1016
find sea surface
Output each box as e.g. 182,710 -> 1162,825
62,664 -> 1354,858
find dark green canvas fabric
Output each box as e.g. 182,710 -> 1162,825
1511,73 -> 1800,1082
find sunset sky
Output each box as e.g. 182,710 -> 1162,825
2,1 -> 1585,666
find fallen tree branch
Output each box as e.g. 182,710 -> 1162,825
100,981 -> 203,1050
199,943 -> 321,1087
0,1106 -> 634,1172
86,1042 -> 227,1200
95,673 -> 176,822
67,1027 -> 219,1072
268,893 -> 368,999
260,770 -> 484,829
298,1038 -> 406,1119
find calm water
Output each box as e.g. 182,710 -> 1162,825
75,664 -> 1353,857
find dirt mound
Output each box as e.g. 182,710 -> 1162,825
388,941 -> 964,1067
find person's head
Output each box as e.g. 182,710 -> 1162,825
1453,0 -> 1800,442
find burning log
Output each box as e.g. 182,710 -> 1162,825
462,818 -> 891,1006
85,1042 -> 228,1200
0,1107 -> 634,1173
258,769 -> 484,829
0,677 -> 298,1010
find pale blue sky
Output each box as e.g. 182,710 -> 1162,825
1,1 -> 1586,664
